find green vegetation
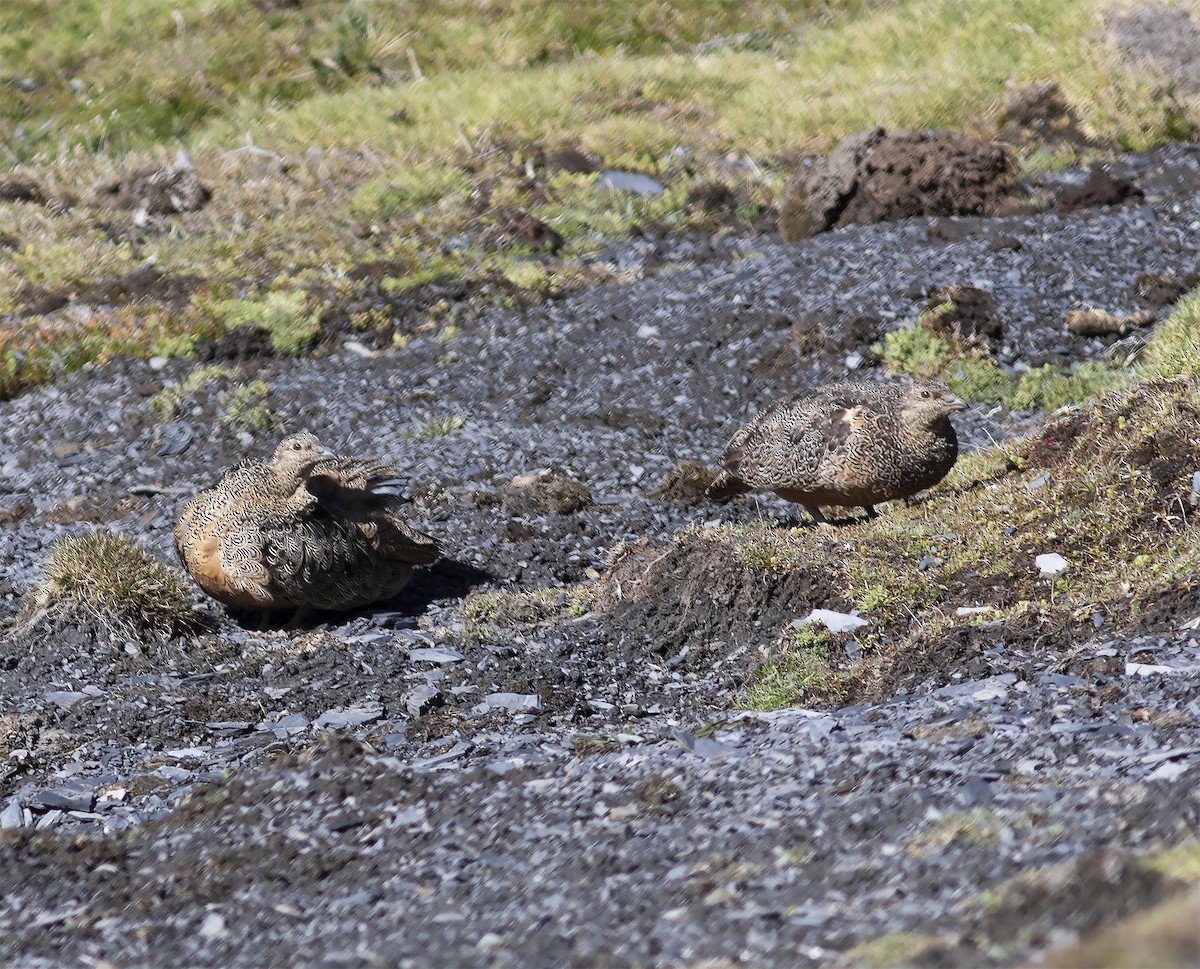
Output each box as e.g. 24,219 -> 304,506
42,531 -> 197,637
218,379 -> 273,430
150,365 -> 275,429
879,322 -> 1132,409
1138,288 -> 1200,379
743,625 -> 841,710
841,930 -> 953,969
204,289 -> 321,356
1144,840 -> 1200,883
401,414 -> 466,441
1,0 -> 1196,401
881,284 -> 1200,410
462,586 -> 595,639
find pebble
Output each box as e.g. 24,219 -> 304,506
1035,552 -> 1069,576
797,609 -> 869,633
596,170 -> 664,195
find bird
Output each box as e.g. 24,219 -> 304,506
706,380 -> 966,522
174,433 -> 440,617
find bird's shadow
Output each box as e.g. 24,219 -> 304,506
227,558 -> 495,632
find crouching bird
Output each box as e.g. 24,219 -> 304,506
175,433 -> 439,620
707,380 -> 966,523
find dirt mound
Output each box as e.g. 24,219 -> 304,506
996,80 -> 1093,148
1057,165 -> 1144,214
648,460 -> 720,506
1022,379 -> 1199,499
0,176 -> 47,205
779,128 -> 1026,241
480,208 -> 564,253
596,535 -> 842,670
90,162 -> 210,215
924,284 -> 1004,348
496,471 -> 592,515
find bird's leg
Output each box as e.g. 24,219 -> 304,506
863,505 -> 879,521
806,504 -> 828,525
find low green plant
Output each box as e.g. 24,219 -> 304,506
401,414 -> 465,441
218,379 -> 273,430
1143,840 -> 1200,882
1010,362 -> 1131,410
742,626 -> 838,711
1138,289 -> 1200,379
43,532 -> 197,637
880,325 -> 1131,409
149,365 -> 234,422
205,290 -> 320,356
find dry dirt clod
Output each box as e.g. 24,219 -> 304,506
779,128 -> 1027,241
496,470 -> 592,515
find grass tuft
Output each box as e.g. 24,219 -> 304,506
43,532 -> 197,637
1138,288 -> 1200,379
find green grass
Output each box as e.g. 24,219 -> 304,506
150,364 -> 274,428
879,325 -> 1133,409
0,0 -> 1197,403
1138,288 -> 1200,379
401,414 -> 466,442
0,0 -> 834,162
42,531 -> 197,636
203,288 -> 320,355
743,625 -> 840,710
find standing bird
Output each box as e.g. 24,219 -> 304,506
175,433 -> 440,617
707,380 -> 966,522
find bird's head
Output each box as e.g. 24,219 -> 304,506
900,381 -> 967,427
270,433 -> 336,482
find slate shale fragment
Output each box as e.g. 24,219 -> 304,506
708,380 -> 966,522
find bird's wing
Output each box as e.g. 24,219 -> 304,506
366,517 -> 441,565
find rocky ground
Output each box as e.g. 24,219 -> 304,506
1,141 -> 1199,967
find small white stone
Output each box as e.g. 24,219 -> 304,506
797,609 -> 869,633
198,912 -> 227,940
343,340 -> 377,358
1035,553 -> 1068,576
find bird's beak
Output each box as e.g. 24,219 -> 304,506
947,395 -> 968,412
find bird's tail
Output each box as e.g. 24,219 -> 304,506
705,471 -> 751,504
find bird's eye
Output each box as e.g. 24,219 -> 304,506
922,390 -> 931,398
292,442 -> 303,450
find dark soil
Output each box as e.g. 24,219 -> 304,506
89,161 -> 211,214
779,128 -> 1028,241
1,143 -> 1199,966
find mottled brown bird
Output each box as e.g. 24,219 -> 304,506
175,433 -> 439,615
707,380 -> 966,522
